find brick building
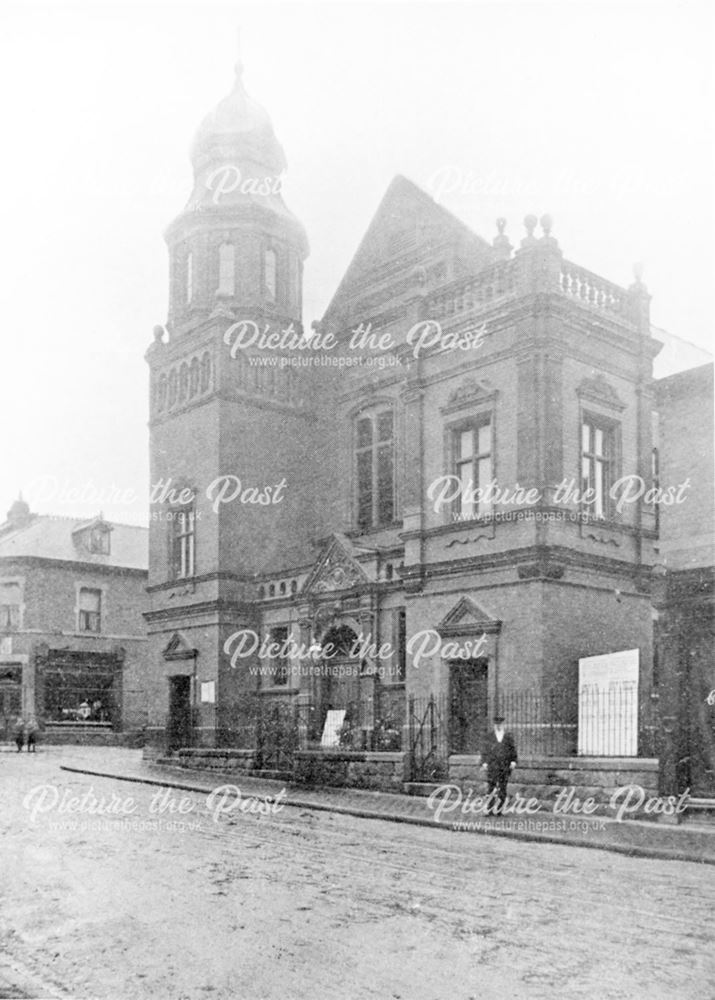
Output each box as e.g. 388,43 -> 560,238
141,59 -> 692,793
654,363 -> 715,798
0,499 -> 148,744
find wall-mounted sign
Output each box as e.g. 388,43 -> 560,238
200,681 -> 216,704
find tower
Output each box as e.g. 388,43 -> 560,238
144,58 -> 310,750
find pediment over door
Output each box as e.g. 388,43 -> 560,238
162,631 -> 197,661
302,534 -> 373,596
436,596 -> 502,637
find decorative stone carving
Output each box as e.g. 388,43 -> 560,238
303,536 -> 370,595
442,376 -> 497,414
584,532 -> 620,547
576,373 -> 626,412
445,533 -> 491,547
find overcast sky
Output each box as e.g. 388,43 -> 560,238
1,0 -> 712,526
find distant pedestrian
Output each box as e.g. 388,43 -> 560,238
481,715 -> 517,814
12,716 -> 25,752
26,717 -> 39,752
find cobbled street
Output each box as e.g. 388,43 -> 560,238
1,748 -> 713,1000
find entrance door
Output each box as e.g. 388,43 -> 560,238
450,659 -> 489,754
0,669 -> 22,741
167,675 -> 192,750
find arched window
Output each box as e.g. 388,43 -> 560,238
321,625 -> 358,660
186,252 -> 194,305
178,363 -> 189,402
356,406 -> 395,531
264,248 -> 277,302
289,255 -> 300,309
168,370 -> 178,407
218,242 -> 235,296
158,374 -> 168,411
200,352 -> 211,392
189,357 -> 200,397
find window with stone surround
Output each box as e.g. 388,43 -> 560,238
449,416 -> 493,519
170,505 -> 196,580
78,587 -> 102,633
0,581 -> 21,630
581,415 -> 619,519
356,407 -> 395,531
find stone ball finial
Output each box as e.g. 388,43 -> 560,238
540,214 -> 553,237
633,261 -> 644,282
153,325 -> 165,343
496,217 -> 506,235
524,214 -> 538,237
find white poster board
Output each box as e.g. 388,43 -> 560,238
578,649 -> 639,756
200,681 -> 216,704
321,709 -> 346,748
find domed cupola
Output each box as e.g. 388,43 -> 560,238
190,60 -> 287,179
183,60 -> 300,218
164,56 -> 308,332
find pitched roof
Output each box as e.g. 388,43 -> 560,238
0,513 -> 148,571
322,174 -> 494,323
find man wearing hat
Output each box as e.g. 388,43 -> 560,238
481,714 -> 517,814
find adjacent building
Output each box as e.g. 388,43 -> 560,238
654,363 -> 715,798
0,499 -> 148,743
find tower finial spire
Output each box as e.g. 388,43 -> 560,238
234,27 -> 244,86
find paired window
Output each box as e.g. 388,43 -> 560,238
452,418 -> 492,518
171,507 -> 196,580
581,417 -> 617,518
0,582 -> 21,630
78,588 -> 102,633
356,408 -> 395,531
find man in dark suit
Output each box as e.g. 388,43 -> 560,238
481,715 -> 517,814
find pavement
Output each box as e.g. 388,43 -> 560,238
38,745 -> 715,867
5,745 -> 713,1000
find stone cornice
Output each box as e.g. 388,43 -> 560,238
0,555 -> 147,578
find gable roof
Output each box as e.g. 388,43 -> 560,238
0,513 -> 147,571
322,174 -> 494,324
